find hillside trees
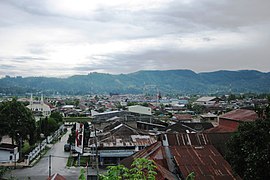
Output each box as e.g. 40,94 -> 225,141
0,98 -> 36,145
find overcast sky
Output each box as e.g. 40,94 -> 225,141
0,0 -> 270,77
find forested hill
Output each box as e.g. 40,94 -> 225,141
1,70 -> 270,95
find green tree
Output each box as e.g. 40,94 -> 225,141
0,98 -> 36,145
186,172 -> 195,180
75,99 -> 80,108
40,117 -> 49,137
100,165 -> 129,180
190,104 -> 206,114
129,158 -> 157,180
50,112 -> 63,123
226,119 -> 270,180
47,118 -> 59,132
100,158 -> 157,180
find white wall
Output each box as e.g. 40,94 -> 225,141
128,105 -> 152,115
0,148 -> 19,163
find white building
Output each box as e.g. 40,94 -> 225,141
27,94 -> 51,119
195,96 -> 220,106
0,143 -> 19,163
128,105 -> 152,115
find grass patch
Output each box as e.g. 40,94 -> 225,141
66,156 -> 90,167
66,156 -> 73,167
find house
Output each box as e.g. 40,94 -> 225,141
206,109 -> 258,133
200,113 -> 218,122
88,121 -> 156,166
195,96 -> 221,106
121,133 -> 240,180
172,114 -> 193,122
0,143 -> 19,163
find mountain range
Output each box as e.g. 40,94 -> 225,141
1,69 -> 270,95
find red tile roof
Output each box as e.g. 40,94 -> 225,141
220,109 -> 258,122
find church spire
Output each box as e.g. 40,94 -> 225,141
30,93 -> 33,106
41,94 -> 44,104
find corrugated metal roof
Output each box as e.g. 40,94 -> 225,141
120,142 -> 177,180
205,125 -> 237,133
196,96 -> 218,102
99,150 -> 134,157
220,109 -> 258,122
173,114 -> 193,120
121,133 -> 240,180
166,133 -> 209,146
170,145 -> 239,180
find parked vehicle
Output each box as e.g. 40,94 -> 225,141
64,144 -> 70,152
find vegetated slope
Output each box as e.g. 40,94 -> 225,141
0,70 -> 270,95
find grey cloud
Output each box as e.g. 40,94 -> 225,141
0,0 -> 270,77
0,65 -> 16,69
72,66 -> 103,72
14,56 -> 47,61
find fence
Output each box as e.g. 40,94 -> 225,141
26,125 -> 64,165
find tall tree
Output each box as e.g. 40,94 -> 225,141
50,111 -> 63,123
0,98 -> 36,145
226,119 -> 270,180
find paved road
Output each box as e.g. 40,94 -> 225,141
6,128 -> 82,180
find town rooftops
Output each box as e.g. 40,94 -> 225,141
200,113 -> 218,118
121,133 -> 240,180
220,109 -> 258,122
196,96 -> 219,102
165,122 -> 214,133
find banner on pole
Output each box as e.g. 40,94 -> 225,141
75,122 -> 84,154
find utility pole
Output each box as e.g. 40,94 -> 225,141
78,153 -> 81,167
48,155 -> 52,177
94,126 -> 99,179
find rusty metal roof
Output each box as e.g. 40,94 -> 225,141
170,145 -> 240,180
166,133 -> 209,146
121,133 -> 240,180
220,109 -> 258,122
173,114 -> 193,120
204,125 -> 237,133
121,141 -> 177,180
